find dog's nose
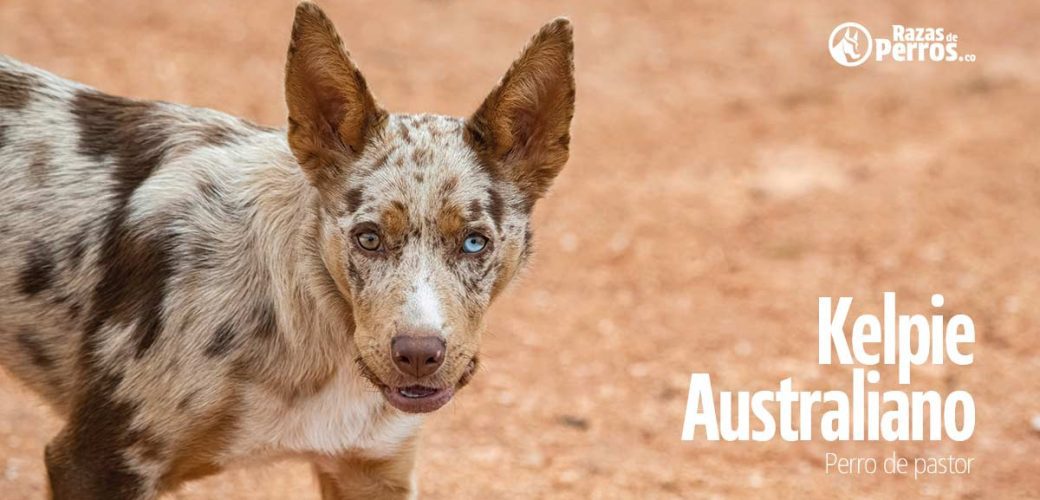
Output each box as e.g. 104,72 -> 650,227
391,335 -> 446,378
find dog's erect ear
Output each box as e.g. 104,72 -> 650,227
285,2 -> 384,187
466,18 -> 575,208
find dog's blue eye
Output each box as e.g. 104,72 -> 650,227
357,231 -> 381,251
461,234 -> 488,254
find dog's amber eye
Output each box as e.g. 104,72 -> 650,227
357,231 -> 381,251
461,234 -> 488,254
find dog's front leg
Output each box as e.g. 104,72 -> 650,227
313,439 -> 419,500
45,428 -> 161,500
44,377 -> 165,500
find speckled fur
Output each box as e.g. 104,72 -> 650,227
0,2 -> 573,499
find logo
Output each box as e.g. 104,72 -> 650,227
829,22 -> 872,67
829,22 -> 976,67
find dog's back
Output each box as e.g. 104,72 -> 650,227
0,56 -> 290,413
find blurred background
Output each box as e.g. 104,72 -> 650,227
1,0 -> 1038,498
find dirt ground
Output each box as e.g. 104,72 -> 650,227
1,0 -> 1038,498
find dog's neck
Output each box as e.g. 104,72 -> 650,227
241,151 -> 359,399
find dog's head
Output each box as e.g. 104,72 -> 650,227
284,3 -> 574,413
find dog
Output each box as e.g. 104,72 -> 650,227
0,2 -> 574,498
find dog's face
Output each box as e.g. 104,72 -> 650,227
283,3 -> 574,413
316,115 -> 531,413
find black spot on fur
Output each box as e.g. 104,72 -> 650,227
488,188 -> 505,230
345,187 -> 363,214
205,321 -> 236,357
0,68 -> 37,109
18,240 -> 56,296
73,89 -> 177,359
16,328 -> 54,369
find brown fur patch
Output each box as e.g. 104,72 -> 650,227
66,234 -> 87,270
199,122 -> 240,146
126,428 -> 167,463
345,187 -> 364,214
18,239 -> 56,297
411,147 -> 432,166
285,2 -> 386,187
72,89 -> 177,359
466,18 -> 574,207
467,199 -> 483,218
438,177 -> 459,199
205,321 -> 236,357
487,188 -> 505,230
371,148 -> 393,170
16,328 -> 55,369
251,302 -> 279,341
47,373 -> 145,498
0,68 -> 37,109
177,391 -> 198,411
160,398 -> 240,489
314,434 -> 418,498
380,201 -> 410,241
436,203 -> 466,242
398,121 -> 411,143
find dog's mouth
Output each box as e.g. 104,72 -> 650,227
356,357 -> 479,414
381,385 -> 455,413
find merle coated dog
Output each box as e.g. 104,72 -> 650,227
0,2 -> 574,498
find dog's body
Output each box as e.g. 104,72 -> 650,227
0,3 -> 574,499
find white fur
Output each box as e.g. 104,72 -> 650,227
228,364 -> 423,461
403,273 -> 445,334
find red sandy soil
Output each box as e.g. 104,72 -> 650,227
1,1 -> 1038,498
